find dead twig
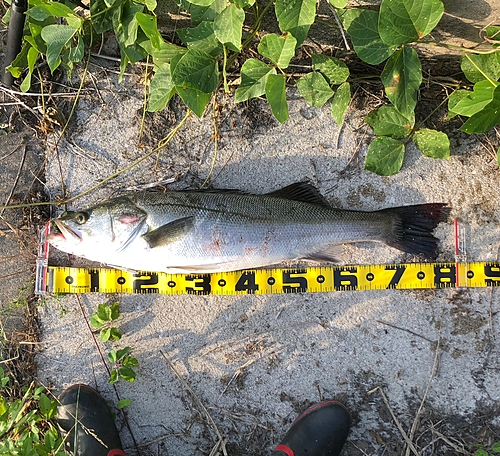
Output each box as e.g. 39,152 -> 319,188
405,332 -> 442,456
0,146 -> 26,218
367,386 -> 420,456
218,359 -> 256,400
376,320 -> 435,344
160,349 -> 228,456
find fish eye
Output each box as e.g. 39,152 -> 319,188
75,212 -> 89,224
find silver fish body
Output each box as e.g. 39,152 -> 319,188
48,183 -> 449,273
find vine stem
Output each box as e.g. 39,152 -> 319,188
403,90 -> 455,145
0,110 -> 192,210
138,54 -> 150,143
226,0 -> 274,71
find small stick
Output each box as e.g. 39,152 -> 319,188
0,146 -> 26,218
376,320 -> 435,344
160,349 -> 228,456
368,386 -> 420,456
405,334 -> 442,456
328,2 -> 351,51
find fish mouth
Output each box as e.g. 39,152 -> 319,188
48,220 -> 83,245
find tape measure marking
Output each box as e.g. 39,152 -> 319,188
41,262 -> 500,295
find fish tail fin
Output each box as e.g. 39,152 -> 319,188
382,203 -> 450,259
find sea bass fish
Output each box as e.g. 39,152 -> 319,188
48,182 -> 449,273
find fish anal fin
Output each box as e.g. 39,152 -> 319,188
301,244 -> 344,263
143,216 -> 195,248
265,182 -> 331,208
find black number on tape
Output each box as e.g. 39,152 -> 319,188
334,267 -> 358,291
283,270 -> 308,293
89,270 -> 100,291
385,265 -> 406,289
133,273 -> 159,293
235,272 -> 259,293
484,264 -> 500,286
433,265 -> 456,288
185,275 -> 211,295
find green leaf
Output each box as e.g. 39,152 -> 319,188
450,81 -> 496,117
6,44 -> 29,78
475,450 -> 489,456
342,9 -> 398,65
312,54 -> 349,85
108,350 -> 117,363
329,0 -> 347,7
27,15 -> 54,54
97,304 -> 111,321
90,0 -> 117,34
275,0 -> 316,47
110,302 -> 120,320
100,328 -> 111,342
413,129 -> 450,159
231,0 -> 255,8
486,26 -> 500,48
446,89 -> 471,119
364,137 -> 405,176
364,104 -> 413,138
177,87 -> 212,117
381,46 -> 422,118
26,3 -> 80,22
213,4 -> 244,52
187,0 -> 216,6
136,12 -> 162,50
191,0 -> 225,25
116,347 -> 131,361
460,53 -> 500,84
20,47 -> 39,93
265,74 -> 288,124
113,0 -> 143,48
117,399 -> 132,409
331,81 -> 350,125
119,367 -> 137,382
110,328 -> 122,341
177,21 -> 223,57
38,394 -> 51,417
258,33 -> 297,69
171,49 -> 218,93
108,369 -> 119,384
69,34 -> 84,62
378,0 -> 444,46
40,24 -> 78,72
296,71 -> 334,107
150,41 -> 187,66
148,63 -> 176,112
90,314 -> 104,329
123,356 -> 139,367
460,85 -> 500,134
234,59 -> 276,103
143,0 -> 157,11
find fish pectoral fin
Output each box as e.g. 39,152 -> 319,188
143,216 -> 195,248
265,182 -> 331,208
301,244 -> 344,263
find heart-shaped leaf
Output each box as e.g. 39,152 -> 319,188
364,137 -> 405,176
379,0 -> 444,46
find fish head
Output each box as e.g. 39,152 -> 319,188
47,197 -> 147,257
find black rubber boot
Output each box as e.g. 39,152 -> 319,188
57,384 -> 126,456
272,401 -> 351,456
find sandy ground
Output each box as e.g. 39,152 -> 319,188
35,60 -> 500,456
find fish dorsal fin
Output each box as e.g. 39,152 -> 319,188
265,182 -> 331,208
143,216 -> 195,248
301,244 -> 344,263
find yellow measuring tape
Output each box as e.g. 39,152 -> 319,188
37,262 -> 500,295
